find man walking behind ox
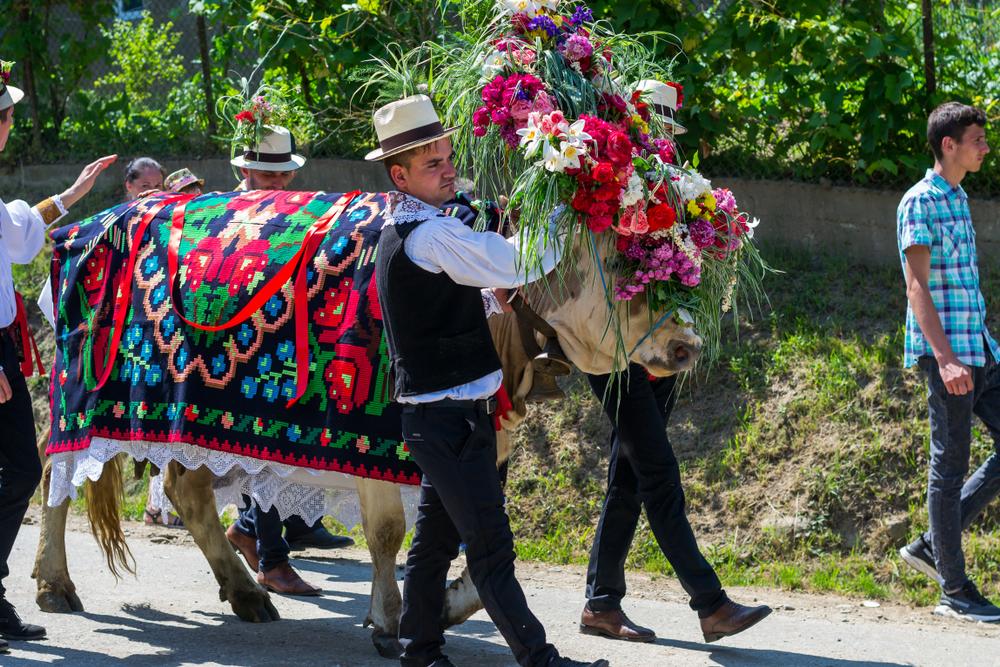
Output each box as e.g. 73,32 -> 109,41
897,101 -> 1000,622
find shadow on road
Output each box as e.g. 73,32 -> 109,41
656,636 -> 913,667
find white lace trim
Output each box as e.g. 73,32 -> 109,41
48,437 -> 419,529
385,191 -> 448,226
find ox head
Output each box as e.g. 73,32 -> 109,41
527,236 -> 703,377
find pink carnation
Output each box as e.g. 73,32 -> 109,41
563,34 -> 594,62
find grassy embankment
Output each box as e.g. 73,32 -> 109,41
18,243 -> 1000,607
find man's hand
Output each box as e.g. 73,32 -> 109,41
938,354 -> 974,395
493,288 -> 514,313
60,155 -> 118,209
0,370 -> 12,404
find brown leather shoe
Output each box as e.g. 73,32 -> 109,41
579,604 -> 656,643
700,600 -> 772,643
226,524 -> 260,573
257,562 -> 321,596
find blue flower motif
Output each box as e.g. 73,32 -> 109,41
130,364 -> 143,384
140,340 -> 152,360
167,403 -> 179,419
125,324 -> 143,348
281,379 -> 296,399
332,236 -> 348,254
211,354 -> 226,375
241,377 -> 258,399
265,295 -> 283,317
176,348 -> 189,370
276,340 -> 294,362
161,315 -> 176,338
286,424 -> 301,442
237,324 -> 253,346
348,208 -> 367,222
143,255 -> 159,275
151,284 -> 167,306
262,380 -> 279,402
257,354 -> 272,374
145,364 -> 162,385
119,361 -> 132,382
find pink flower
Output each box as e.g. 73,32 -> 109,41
491,107 -> 512,125
587,214 -> 614,233
563,34 -> 594,61
514,48 -> 537,66
473,125 -> 488,137
511,99 -> 534,123
531,91 -> 555,116
473,106 -> 491,127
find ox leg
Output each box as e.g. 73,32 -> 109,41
32,430 -> 83,613
356,477 -> 405,659
442,565 -> 483,628
163,462 -> 279,622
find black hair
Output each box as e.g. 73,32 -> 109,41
124,157 -> 165,183
927,102 -> 987,161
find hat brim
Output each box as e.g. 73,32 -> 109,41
230,153 -> 307,172
365,126 -> 459,161
169,176 -> 205,192
666,119 -> 687,135
0,86 -> 23,111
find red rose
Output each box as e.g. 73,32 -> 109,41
592,184 -> 621,202
591,161 -> 615,184
234,110 -> 255,124
647,204 -> 677,232
586,201 -> 612,217
606,132 -> 634,167
616,234 -> 631,252
571,188 -> 593,212
587,215 -> 614,233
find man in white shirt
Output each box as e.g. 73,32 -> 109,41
370,94 -> 605,667
0,63 -> 114,651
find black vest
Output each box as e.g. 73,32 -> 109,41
376,218 -> 502,397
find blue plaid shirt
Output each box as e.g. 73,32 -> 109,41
897,169 -> 1000,368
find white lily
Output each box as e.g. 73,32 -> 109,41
480,50 -> 509,78
517,114 -> 545,157
559,141 -> 584,170
564,118 -> 592,147
745,216 -> 761,239
542,141 -> 567,173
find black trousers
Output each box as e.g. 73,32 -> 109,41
398,403 -> 557,667
0,332 -> 41,597
585,366 -> 725,616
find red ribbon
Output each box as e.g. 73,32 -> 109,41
166,191 -> 360,407
91,195 -> 189,392
14,292 -> 44,377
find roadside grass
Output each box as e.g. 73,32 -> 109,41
27,243 -> 1000,607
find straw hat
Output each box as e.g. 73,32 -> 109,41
230,125 -> 306,172
635,80 -> 686,135
365,94 -> 458,161
165,168 -> 205,192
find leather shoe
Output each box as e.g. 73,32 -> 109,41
552,659 -> 609,667
257,562 -> 322,596
0,599 -> 46,640
579,604 -> 655,642
286,525 -> 354,551
226,524 -> 260,572
700,600 -> 772,643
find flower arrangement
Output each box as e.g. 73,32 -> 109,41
0,61 -> 14,85
434,0 -> 767,360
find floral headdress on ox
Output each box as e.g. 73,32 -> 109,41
426,0 -> 768,364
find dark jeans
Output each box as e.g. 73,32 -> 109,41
398,403 -> 558,667
233,498 -> 289,572
585,366 -> 725,616
0,333 -> 41,597
918,355 -> 1000,592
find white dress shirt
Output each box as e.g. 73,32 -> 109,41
0,197 -> 58,328
383,193 -> 564,403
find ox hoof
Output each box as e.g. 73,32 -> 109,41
37,587 -> 84,614
229,589 -> 280,623
372,630 -> 402,659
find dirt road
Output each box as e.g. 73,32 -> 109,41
3,518 -> 998,666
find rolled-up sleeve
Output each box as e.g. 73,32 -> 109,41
1,199 -> 47,264
407,216 -> 564,289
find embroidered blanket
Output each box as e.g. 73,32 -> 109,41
46,190 -> 420,486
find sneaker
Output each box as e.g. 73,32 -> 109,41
899,535 -> 941,585
0,599 -> 46,640
934,581 -> 1000,622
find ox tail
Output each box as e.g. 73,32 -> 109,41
84,453 -> 136,578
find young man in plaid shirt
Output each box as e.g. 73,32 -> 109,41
897,101 -> 1000,622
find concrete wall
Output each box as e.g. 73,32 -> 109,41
8,160 -> 1000,266
723,177 -> 1000,265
